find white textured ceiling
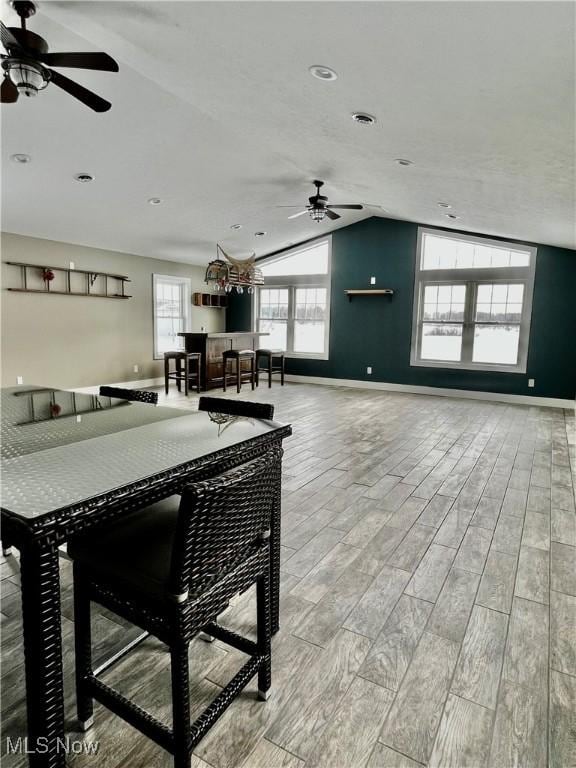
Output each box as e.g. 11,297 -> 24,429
1,1 -> 574,265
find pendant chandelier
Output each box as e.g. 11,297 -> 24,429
205,244 -> 264,294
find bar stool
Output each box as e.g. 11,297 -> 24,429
164,351 -> 202,396
222,349 -> 255,393
256,349 -> 285,388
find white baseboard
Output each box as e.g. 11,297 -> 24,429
70,374 -> 574,410
70,377 -> 165,395
284,374 -> 575,410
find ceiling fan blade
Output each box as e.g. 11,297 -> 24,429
276,205 -> 305,208
39,52 -> 119,72
326,204 -> 364,210
288,210 -> 309,220
1,75 -> 19,103
49,68 -> 111,112
1,22 -> 24,54
325,209 -> 341,220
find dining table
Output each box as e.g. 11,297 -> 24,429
0,386 -> 291,768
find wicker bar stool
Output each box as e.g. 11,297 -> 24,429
69,447 -> 281,768
222,349 -> 255,393
164,351 -> 202,396
255,349 -> 285,388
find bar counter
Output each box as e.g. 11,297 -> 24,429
178,331 -> 269,390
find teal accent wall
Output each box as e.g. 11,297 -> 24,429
227,217 -> 576,401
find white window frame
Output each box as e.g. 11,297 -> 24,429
410,228 -> 537,373
152,274 -> 191,359
253,237 -> 331,360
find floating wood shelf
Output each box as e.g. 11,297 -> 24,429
6,262 -> 132,299
345,289 -> 394,302
192,292 -> 228,308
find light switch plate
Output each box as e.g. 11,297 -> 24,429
528,378 -> 535,387
16,375 -> 23,385
370,276 -> 376,285
69,261 -> 75,270
367,366 -> 373,374
133,365 -> 139,373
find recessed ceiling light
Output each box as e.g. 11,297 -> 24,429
351,112 -> 376,126
445,213 -> 459,220
254,231 -> 267,237
74,173 -> 94,183
395,159 -> 413,166
437,202 -> 451,209
309,65 -> 338,81
11,153 -> 31,164
230,224 -> 242,230
148,198 -> 162,205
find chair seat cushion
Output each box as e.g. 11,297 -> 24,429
68,496 -> 180,601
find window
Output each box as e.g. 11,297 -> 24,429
255,238 -> 331,359
411,229 -> 536,372
294,287 -> 328,354
257,288 -> 289,350
152,275 -> 191,358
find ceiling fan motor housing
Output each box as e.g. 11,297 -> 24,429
8,27 -> 48,55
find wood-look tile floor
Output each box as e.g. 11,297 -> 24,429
2,383 -> 575,768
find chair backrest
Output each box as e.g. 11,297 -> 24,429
169,446 -> 282,599
99,386 -> 159,405
198,396 -> 274,420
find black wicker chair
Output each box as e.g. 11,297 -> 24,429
69,448 -> 281,767
99,385 -> 159,405
198,396 -> 274,421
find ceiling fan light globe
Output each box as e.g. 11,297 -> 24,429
309,208 -> 327,222
8,61 -> 46,97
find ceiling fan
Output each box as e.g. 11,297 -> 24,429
1,0 -> 118,112
278,180 -> 364,222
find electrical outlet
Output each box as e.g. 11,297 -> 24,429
69,261 -> 75,270
367,366 -> 373,375
370,276 -> 376,285
16,375 -> 23,385
133,365 -> 139,373
528,378 -> 535,388
76,415 -> 82,423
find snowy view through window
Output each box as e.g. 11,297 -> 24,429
412,230 -> 534,371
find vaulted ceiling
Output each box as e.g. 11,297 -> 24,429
2,1 -> 574,265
